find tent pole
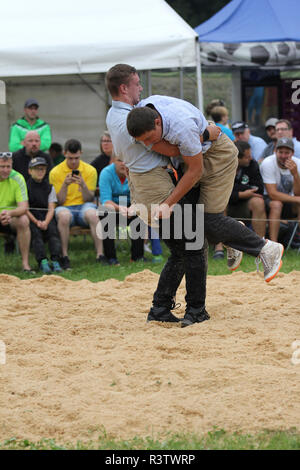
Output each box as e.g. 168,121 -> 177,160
195,40 -> 204,111
0,80 -> 5,104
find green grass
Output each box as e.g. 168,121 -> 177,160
1,235 -> 300,282
1,428 -> 300,450
1,235 -> 300,450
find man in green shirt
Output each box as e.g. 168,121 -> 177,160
0,152 -> 33,272
9,98 -> 52,152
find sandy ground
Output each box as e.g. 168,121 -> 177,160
0,269 -> 299,444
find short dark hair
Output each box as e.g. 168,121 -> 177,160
105,64 -> 137,97
235,140 -> 251,158
127,107 -> 159,137
64,139 -> 82,153
49,142 -> 63,153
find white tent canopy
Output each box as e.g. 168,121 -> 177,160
0,0 -> 202,156
0,0 -> 198,77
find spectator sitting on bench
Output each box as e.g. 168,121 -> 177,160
227,141 -> 267,238
99,155 -> 145,265
90,131 -> 113,180
0,151 -> 33,273
260,137 -> 300,242
49,139 -> 104,270
12,130 -> 53,182
26,157 -> 63,274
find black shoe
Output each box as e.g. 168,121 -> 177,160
60,256 -> 71,270
181,308 -> 210,328
147,306 -> 182,323
108,257 -> 120,266
97,255 -> 109,265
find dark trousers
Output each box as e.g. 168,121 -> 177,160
152,196 -> 207,313
102,213 -> 144,261
204,213 -> 265,256
30,219 -> 62,263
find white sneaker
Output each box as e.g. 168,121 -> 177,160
225,246 -> 243,271
256,240 -> 284,282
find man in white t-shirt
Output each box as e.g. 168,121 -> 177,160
260,137 -> 300,242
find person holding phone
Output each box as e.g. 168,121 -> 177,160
49,139 -> 104,269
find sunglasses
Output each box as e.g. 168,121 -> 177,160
0,152 -> 12,158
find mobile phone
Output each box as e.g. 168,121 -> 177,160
72,170 -> 80,176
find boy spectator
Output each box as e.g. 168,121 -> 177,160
49,139 -> 104,269
49,143 -> 65,167
0,152 -> 33,272
13,131 -> 53,182
228,141 -> 267,238
26,157 -> 62,274
232,121 -> 267,162
210,106 -> 235,141
9,99 -> 52,152
260,138 -> 300,242
99,156 -> 145,265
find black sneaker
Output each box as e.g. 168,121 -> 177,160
60,256 -> 71,270
97,255 -> 109,265
181,308 -> 210,328
147,306 -> 182,323
108,258 -> 120,266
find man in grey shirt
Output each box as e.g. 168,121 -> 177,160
127,96 -> 284,283
106,64 -> 209,327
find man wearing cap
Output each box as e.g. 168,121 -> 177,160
259,118 -> 279,162
12,131 -> 53,182
260,137 -> 300,242
9,99 -> 52,153
26,157 -> 62,274
232,121 -> 267,162
0,151 -> 33,272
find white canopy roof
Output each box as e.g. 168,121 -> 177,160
0,0 -> 198,77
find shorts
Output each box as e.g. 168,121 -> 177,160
55,203 -> 97,227
264,196 -> 297,219
227,200 -> 251,220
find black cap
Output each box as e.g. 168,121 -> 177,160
24,98 -> 39,108
232,121 -> 249,133
29,157 -> 47,168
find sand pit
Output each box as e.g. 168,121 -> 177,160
0,269 -> 299,444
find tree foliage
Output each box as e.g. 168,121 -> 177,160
165,0 -> 232,28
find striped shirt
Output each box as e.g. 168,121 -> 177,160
0,169 -> 28,213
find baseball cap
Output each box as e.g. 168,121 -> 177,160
232,121 -> 249,133
276,137 -> 294,151
24,98 -> 39,108
29,157 -> 47,168
265,118 -> 278,128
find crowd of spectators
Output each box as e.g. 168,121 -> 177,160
1,96 -> 300,272
0,99 -> 163,273
206,98 -> 300,259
